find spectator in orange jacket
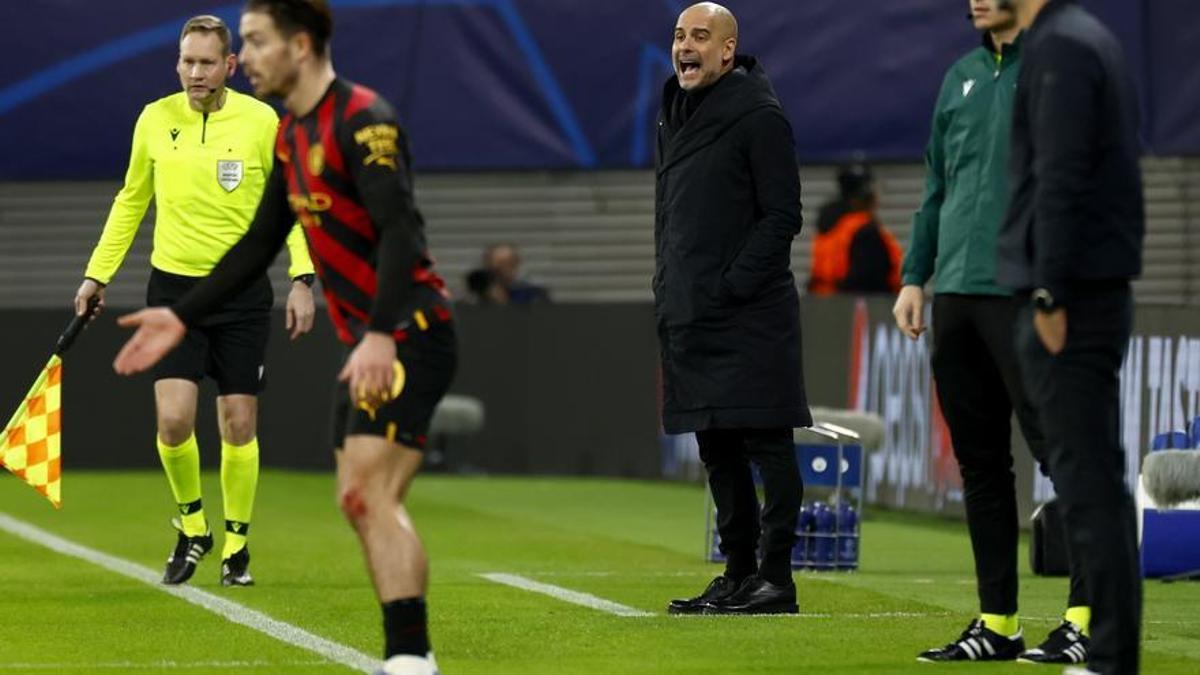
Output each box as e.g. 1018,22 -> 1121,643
808,162 -> 901,295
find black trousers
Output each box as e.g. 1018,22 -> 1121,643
1016,287 -> 1141,675
697,428 -> 801,584
931,294 -> 1087,615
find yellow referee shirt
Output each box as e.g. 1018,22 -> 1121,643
85,88 -> 313,283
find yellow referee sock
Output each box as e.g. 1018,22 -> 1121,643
157,434 -> 207,537
1064,606 -> 1091,636
220,438 -> 259,560
980,613 -> 1020,638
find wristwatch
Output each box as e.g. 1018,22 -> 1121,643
1032,288 -> 1057,313
293,273 -> 316,288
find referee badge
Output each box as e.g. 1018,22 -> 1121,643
216,159 -> 244,192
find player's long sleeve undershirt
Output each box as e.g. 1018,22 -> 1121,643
344,116 -> 424,333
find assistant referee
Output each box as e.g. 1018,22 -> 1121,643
73,15 -> 315,587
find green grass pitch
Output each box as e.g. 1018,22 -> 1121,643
0,471 -> 1197,673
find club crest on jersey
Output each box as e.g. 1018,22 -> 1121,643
216,160 -> 244,192
308,143 -> 325,175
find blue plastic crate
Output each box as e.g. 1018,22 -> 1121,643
797,443 -> 863,488
1142,508 -> 1200,578
706,442 -> 864,571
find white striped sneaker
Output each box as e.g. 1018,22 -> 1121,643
1018,620 -> 1090,664
917,619 -> 1025,662
162,518 -> 213,585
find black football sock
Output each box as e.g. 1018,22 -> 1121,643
382,597 -> 430,658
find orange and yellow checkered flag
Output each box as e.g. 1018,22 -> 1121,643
1,356 -> 62,508
0,298 -> 99,508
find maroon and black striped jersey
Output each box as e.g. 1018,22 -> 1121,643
173,79 -> 449,345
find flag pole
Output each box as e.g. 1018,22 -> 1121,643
1,297 -> 96,437
55,296 -> 101,356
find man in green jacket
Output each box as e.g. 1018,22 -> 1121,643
894,0 -> 1089,665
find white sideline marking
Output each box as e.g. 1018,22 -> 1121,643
479,572 -> 655,617
479,573 -> 954,621
0,660 -> 333,670
798,611 -> 948,619
0,512 -> 378,674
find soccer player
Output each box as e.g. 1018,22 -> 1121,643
75,14 -> 316,587
895,0 -> 1091,664
111,2 -> 454,673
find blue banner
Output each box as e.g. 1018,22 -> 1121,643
1,0 -> 1193,178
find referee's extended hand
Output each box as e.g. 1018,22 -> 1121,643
286,281 -> 316,340
893,285 -> 927,340
113,308 -> 186,375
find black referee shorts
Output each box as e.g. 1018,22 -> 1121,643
331,320 -> 457,451
146,268 -> 273,396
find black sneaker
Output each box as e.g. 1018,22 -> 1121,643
917,619 -> 1025,662
220,546 -> 254,587
162,518 -> 213,585
667,576 -> 741,615
1018,621 -> 1089,665
702,575 -> 798,615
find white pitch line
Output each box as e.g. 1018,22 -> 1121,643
479,572 -> 655,617
0,660 -> 334,670
0,512 -> 378,674
798,611 -> 949,619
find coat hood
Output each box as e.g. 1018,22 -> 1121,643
658,55 -> 783,173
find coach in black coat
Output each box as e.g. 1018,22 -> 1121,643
656,3 -> 810,616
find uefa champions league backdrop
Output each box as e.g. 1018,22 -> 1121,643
1,0 -> 1197,179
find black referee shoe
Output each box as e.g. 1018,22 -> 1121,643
220,546 -> 254,587
162,519 -> 213,585
917,619 -> 1024,662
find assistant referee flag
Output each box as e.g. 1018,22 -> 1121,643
1,357 -> 63,508
0,299 -> 98,508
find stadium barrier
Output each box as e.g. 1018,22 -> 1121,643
2,297 -> 1198,525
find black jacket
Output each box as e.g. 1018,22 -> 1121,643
996,0 -> 1144,304
653,55 -> 810,433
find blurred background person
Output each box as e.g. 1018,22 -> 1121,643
481,243 -> 550,305
808,162 -> 901,296
463,268 -> 509,305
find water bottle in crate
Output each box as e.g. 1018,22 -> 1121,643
837,502 -> 859,569
793,503 -> 816,568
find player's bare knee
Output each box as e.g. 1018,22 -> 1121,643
338,484 -> 370,527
